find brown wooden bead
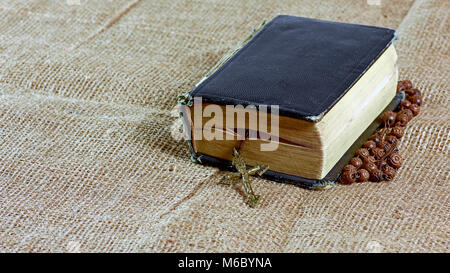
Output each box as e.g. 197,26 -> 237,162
396,113 -> 409,127
381,111 -> 396,127
381,142 -> 393,152
406,88 -> 421,97
357,169 -> 370,182
357,154 -> 369,162
405,109 -> 414,121
364,162 -> 378,173
403,80 -> 413,90
391,126 -> 405,139
340,171 -> 356,184
385,135 -> 398,144
376,139 -> 387,149
363,140 -> 376,150
378,160 -> 388,172
350,157 -> 363,169
355,148 -> 370,158
371,147 -> 385,160
363,156 -> 377,165
399,100 -> 411,110
399,109 -> 413,121
382,165 -> 396,181
397,80 -> 413,93
343,164 -> 357,173
370,134 -> 383,145
409,104 -> 420,116
388,152 -> 403,169
410,94 -> 422,106
369,169 -> 383,182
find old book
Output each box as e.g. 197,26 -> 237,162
180,15 -> 399,187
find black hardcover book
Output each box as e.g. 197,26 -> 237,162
180,15 -> 400,188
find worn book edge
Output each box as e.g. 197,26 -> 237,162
182,92 -> 404,189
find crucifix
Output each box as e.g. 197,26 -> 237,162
219,148 -> 269,208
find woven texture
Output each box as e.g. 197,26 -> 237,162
0,0 -> 448,252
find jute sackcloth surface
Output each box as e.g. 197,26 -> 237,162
0,0 -> 448,252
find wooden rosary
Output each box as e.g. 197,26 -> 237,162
340,80 -> 422,184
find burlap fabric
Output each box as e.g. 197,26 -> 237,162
0,0 -> 448,252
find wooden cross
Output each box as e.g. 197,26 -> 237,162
219,148 -> 269,208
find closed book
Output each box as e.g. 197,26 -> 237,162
180,15 -> 400,188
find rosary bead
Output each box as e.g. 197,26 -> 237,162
385,135 -> 398,144
400,100 -> 411,110
364,162 -> 378,172
369,168 -> 384,182
396,113 -> 409,127
388,152 -> 403,169
378,160 -> 388,171
382,166 -> 396,181
403,80 -> 413,89
352,80 -> 419,184
391,126 -> 405,139
371,147 -> 385,160
340,171 -> 357,184
350,157 -> 363,169
397,80 -> 413,93
410,94 -> 422,106
399,109 -> 413,121
376,139 -> 387,149
355,148 -> 370,158
363,140 -> 377,150
369,134 -> 382,144
381,141 -> 393,152
343,164 -> 357,173
406,88 -> 421,97
381,111 -> 396,127
363,156 -> 377,165
357,169 -> 370,182
409,104 -> 420,116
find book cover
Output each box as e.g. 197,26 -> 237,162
181,15 -> 400,188
188,15 -> 396,121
